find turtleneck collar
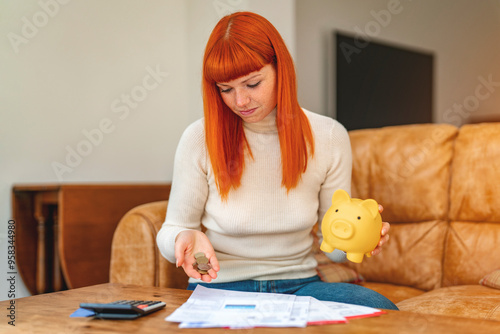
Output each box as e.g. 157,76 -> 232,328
242,108 -> 277,134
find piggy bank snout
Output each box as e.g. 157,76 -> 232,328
330,220 -> 354,240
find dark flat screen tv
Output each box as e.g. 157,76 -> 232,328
336,32 -> 433,130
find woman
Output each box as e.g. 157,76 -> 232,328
156,11 -> 397,310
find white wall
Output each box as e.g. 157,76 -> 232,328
296,0 -> 500,125
0,0 -> 295,300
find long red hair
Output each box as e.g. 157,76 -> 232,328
203,11 -> 314,200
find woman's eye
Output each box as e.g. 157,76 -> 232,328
219,87 -> 232,93
248,81 -> 261,89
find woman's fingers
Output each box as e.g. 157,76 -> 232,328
174,230 -> 220,281
370,222 -> 391,256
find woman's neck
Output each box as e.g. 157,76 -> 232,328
242,108 -> 277,134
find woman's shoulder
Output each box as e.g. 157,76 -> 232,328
183,118 -> 204,134
180,118 -> 205,139
302,108 -> 348,139
177,118 -> 206,150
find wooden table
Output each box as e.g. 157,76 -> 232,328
12,183 -> 171,295
1,283 -> 499,333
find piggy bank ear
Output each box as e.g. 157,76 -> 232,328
331,189 -> 351,205
361,199 -> 379,218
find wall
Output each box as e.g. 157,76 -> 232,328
0,0 -> 295,300
295,0 -> 500,125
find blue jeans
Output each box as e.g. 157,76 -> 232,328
187,275 -> 398,310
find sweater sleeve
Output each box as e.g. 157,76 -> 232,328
156,120 -> 209,264
317,119 -> 352,263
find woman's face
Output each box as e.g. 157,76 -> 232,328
216,64 -> 277,123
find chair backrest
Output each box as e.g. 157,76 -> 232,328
109,200 -> 187,289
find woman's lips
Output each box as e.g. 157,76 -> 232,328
239,107 -> 257,116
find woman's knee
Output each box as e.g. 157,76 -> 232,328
294,282 -> 398,310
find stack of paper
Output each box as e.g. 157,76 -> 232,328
166,285 -> 385,329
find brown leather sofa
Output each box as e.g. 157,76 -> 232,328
110,123 -> 500,321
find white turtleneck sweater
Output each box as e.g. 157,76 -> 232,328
156,108 -> 352,283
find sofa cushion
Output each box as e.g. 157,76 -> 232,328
362,282 -> 424,305
397,285 -> 500,321
349,124 -> 457,223
480,269 -> 500,290
449,123 -> 500,222
443,222 -> 500,287
345,221 -> 448,291
348,124 -> 457,291
445,124 -> 500,288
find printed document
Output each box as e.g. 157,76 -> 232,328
166,285 -> 384,329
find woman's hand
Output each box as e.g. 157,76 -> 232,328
174,230 -> 220,282
371,205 -> 390,256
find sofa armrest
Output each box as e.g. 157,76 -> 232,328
109,200 -> 187,289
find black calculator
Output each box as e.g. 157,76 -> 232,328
80,300 -> 166,319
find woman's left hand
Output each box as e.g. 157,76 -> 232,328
371,205 -> 390,256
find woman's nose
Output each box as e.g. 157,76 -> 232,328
235,90 -> 250,108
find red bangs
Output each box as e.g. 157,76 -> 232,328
204,39 -> 270,84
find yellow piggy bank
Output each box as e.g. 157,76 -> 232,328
320,189 -> 382,263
